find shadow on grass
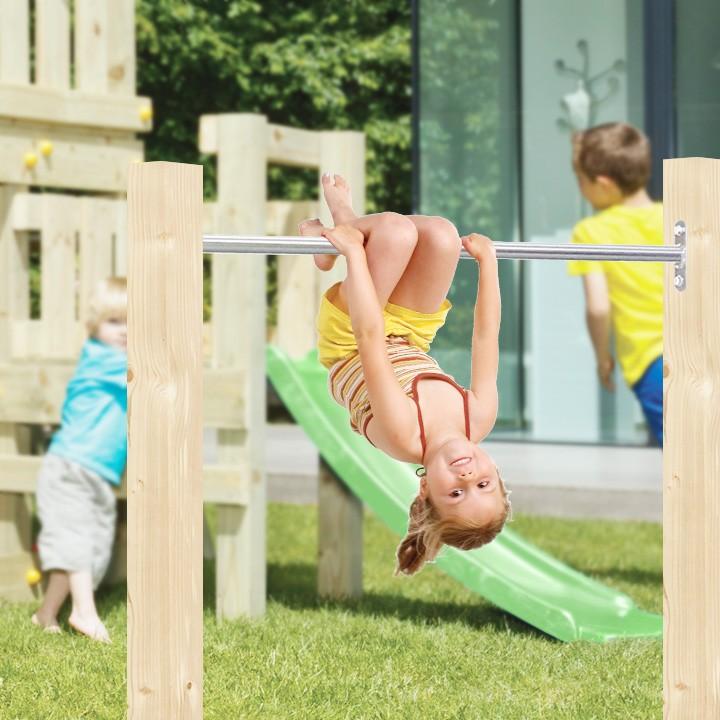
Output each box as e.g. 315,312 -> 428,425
265,560 -> 548,640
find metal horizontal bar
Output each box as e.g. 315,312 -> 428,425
203,235 -> 684,263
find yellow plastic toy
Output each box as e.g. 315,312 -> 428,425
23,151 -> 38,170
139,106 -> 153,123
39,140 -> 54,157
26,567 -> 42,586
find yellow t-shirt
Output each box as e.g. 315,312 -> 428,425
567,203 -> 663,387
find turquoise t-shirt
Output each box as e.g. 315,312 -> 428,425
49,338 -> 127,486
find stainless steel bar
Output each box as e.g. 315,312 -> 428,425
203,234 -> 684,263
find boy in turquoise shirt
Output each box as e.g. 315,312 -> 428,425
567,122 -> 663,447
31,277 -> 127,643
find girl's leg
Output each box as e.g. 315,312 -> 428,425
301,212 -> 419,312
316,174 -> 461,312
68,570 -> 111,643
32,570 -> 69,631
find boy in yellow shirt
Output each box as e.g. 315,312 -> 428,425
568,122 -> 663,447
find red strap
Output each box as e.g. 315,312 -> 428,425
411,373 -> 470,460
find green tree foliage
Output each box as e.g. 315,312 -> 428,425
136,0 -> 411,212
136,1 -> 411,322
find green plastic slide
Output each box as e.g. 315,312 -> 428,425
266,345 -> 662,643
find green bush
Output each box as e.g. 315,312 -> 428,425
136,0 -> 411,212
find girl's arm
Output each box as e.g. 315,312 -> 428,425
462,234 -> 500,425
323,227 -> 417,445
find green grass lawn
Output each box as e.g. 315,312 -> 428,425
0,504 -> 661,720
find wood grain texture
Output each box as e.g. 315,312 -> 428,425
35,0 -> 70,90
318,459 -> 363,599
210,114 -> 267,620
127,162 -> 203,719
663,158 -> 720,719
0,0 -> 30,84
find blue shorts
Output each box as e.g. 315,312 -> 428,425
631,355 -> 663,447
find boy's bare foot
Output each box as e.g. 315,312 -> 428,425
299,218 -> 338,272
31,612 -> 62,634
68,611 -> 111,644
321,173 -> 357,226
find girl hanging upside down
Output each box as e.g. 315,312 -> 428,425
300,173 -> 512,576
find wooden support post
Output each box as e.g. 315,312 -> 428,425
663,157 -> 720,719
127,162 -> 203,719
317,130 -> 366,296
208,114 -> 267,619
318,458 -> 363,599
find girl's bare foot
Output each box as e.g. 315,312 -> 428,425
321,173 -> 357,226
299,218 -> 338,272
68,611 -> 111,644
31,612 -> 62,634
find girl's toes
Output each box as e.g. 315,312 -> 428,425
334,174 -> 348,190
298,218 -> 323,235
321,172 -> 334,187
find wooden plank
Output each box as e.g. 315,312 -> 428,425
0,121 -> 143,192
274,201 -> 321,358
317,459 -> 363,598
0,363 -> 246,427
199,115 -> 321,167
210,114 -> 267,620
0,426 -> 34,603
127,162 -> 203,718
0,0 -> 30,84
74,0 -> 108,93
0,454 -> 250,505
79,196 -> 118,324
106,0 -> 136,95
0,84 -> 152,132
35,0 -> 71,90
663,157 -> 720,719
317,130 -> 365,295
0,186 -> 17,361
41,194 -> 78,358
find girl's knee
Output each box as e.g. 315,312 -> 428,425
425,216 -> 461,253
377,212 -> 418,244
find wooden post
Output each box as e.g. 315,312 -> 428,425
208,114 -> 267,619
127,162 -> 203,719
318,459 -> 363,599
663,157 -> 720,718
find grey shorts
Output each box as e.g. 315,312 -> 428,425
36,453 -> 117,591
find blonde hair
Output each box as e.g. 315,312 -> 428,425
86,277 -> 127,337
395,466 -> 512,576
573,122 -> 651,195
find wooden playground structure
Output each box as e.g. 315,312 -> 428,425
1,3 -> 719,720
0,0 -> 364,622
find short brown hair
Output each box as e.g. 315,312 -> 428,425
395,467 -> 512,576
573,122 -> 651,195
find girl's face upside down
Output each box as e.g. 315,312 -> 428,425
419,439 -> 505,524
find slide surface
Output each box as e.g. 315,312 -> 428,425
267,345 -> 662,643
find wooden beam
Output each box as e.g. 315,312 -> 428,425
35,0 -> 70,90
0,121 -> 143,192
127,161 -> 203,718
318,459 -> 363,599
663,157 -> 720,718
0,0 -> 30,84
0,84 -> 152,132
0,454 -> 250,505
199,115 -> 321,168
74,0 -> 109,94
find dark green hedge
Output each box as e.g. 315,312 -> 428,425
136,0 -> 412,212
